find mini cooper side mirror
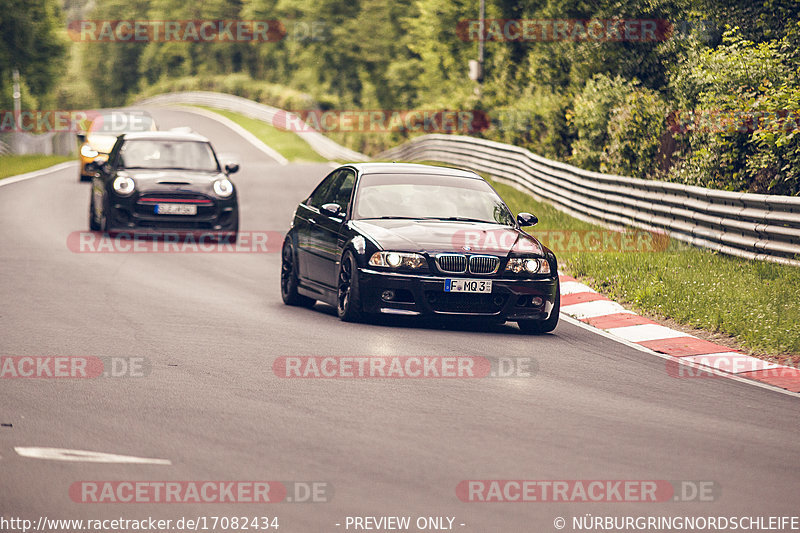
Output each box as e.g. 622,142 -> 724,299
85,158 -> 108,176
224,162 -> 240,174
320,203 -> 343,218
517,212 -> 538,227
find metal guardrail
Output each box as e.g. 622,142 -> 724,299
0,132 -> 75,156
379,134 -> 800,266
131,93 -> 799,265
135,91 -> 369,162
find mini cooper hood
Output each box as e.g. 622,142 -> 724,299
119,169 -> 225,190
351,219 -> 544,256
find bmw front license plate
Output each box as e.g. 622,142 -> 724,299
155,203 -> 197,215
444,279 -> 492,293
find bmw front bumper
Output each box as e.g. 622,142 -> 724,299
358,268 -> 559,321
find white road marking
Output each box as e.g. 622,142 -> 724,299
560,299 -> 633,319
14,447 -> 171,465
151,105 -> 289,165
559,314 -> 800,398
0,162 -> 77,189
559,281 -> 596,295
604,324 -> 691,342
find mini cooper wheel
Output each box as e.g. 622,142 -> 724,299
89,195 -> 101,231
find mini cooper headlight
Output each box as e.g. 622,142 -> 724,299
369,251 -> 426,269
80,145 -> 99,159
505,257 -> 550,275
112,176 -> 135,196
213,178 -> 234,197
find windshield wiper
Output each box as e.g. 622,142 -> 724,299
419,216 -> 496,223
360,216 -> 424,220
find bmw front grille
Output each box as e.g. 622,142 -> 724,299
435,254 -> 500,275
435,254 -> 467,273
469,255 -> 500,274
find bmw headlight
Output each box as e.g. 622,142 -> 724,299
369,251 -> 426,269
112,176 -> 135,196
213,178 -> 234,197
80,145 -> 99,159
505,257 -> 550,275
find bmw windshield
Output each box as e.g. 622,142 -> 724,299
353,173 -> 515,225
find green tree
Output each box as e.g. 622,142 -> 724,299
0,0 -> 67,109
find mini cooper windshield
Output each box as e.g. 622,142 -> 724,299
353,173 -> 516,225
118,139 -> 219,171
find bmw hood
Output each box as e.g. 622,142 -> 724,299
351,219 -> 544,256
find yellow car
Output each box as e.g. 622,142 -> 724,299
78,109 -> 157,181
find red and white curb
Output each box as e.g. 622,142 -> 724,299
558,275 -> 800,394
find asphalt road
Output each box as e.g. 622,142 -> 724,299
1,108 -> 798,532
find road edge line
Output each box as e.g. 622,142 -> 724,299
143,104 -> 290,166
0,161 -> 77,189
557,276 -> 800,397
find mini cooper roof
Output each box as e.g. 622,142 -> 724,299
119,131 -> 211,143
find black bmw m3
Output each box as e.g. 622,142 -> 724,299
281,163 -> 560,333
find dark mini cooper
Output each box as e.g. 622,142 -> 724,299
86,131 -> 239,239
281,163 -> 560,333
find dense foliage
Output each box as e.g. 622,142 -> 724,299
0,0 -> 67,110
6,0 -> 800,194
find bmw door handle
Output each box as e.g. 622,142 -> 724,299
308,218 -> 317,225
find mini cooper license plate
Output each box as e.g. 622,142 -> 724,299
155,203 -> 197,215
444,279 -> 492,293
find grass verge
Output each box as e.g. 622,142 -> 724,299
0,155 -> 72,180
491,179 -> 800,358
196,107 -> 327,163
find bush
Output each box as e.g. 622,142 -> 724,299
134,74 -> 317,111
568,74 -> 667,178
667,27 -> 800,194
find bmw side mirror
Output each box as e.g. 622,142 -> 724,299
320,203 -> 343,218
224,162 -> 240,174
517,212 -> 538,227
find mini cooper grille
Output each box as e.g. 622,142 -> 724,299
469,255 -> 500,274
436,254 -> 467,273
137,193 -> 212,204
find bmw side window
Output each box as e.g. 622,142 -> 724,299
308,171 -> 342,208
332,170 -> 356,214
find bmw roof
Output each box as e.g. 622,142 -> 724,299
345,162 -> 483,179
